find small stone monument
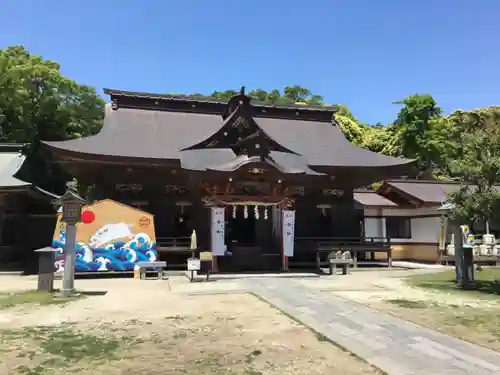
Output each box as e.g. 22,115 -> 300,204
34,247 -> 58,293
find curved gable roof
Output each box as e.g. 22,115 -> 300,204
43,90 -> 415,176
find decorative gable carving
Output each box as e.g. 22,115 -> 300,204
181,87 -> 300,161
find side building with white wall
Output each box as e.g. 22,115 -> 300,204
354,180 -> 461,262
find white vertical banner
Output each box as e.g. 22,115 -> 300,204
282,210 -> 295,257
211,207 -> 226,256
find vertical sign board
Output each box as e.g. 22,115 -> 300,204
282,210 -> 295,257
211,207 -> 226,256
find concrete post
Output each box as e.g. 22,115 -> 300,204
454,224 -> 475,286
61,223 -> 77,296
454,225 -> 465,284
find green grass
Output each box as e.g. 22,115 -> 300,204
408,268 -> 500,298
2,325 -> 137,374
381,299 -> 500,350
37,328 -> 121,362
0,291 -> 83,309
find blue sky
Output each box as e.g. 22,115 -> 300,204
0,0 -> 498,124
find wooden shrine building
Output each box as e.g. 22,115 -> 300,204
43,88 -> 415,271
0,144 -> 57,273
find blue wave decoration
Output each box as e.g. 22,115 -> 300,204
52,232 -> 158,273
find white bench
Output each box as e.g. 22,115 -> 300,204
135,261 -> 167,280
329,259 -> 353,275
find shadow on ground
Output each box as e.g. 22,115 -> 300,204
80,291 -> 108,296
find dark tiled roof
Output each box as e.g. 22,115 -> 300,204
44,105 -> 222,160
353,191 -> 398,207
380,180 -> 463,204
257,117 -> 414,168
43,105 -> 415,172
103,88 -> 338,113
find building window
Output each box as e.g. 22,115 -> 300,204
385,217 -> 411,239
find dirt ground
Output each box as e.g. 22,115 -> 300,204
0,276 -> 380,375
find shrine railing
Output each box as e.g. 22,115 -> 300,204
156,236 -> 191,250
294,237 -> 391,251
293,236 -> 393,268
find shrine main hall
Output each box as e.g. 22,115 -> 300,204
43,88 -> 414,272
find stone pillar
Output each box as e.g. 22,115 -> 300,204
453,223 -> 475,286
61,223 -> 76,296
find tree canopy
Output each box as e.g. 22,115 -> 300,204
0,45 -> 105,191
0,45 -> 105,142
172,85 -> 325,106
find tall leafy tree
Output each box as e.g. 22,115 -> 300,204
0,45 -> 104,141
447,111 -> 500,226
390,94 -> 446,176
283,85 -> 324,105
247,88 -> 268,102
0,45 -> 105,192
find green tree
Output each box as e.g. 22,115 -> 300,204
210,90 -> 238,100
389,94 -> 446,176
335,113 -> 371,146
0,46 -> 104,141
437,108 -> 500,178
362,125 -> 397,154
0,45 -> 105,191
447,116 -> 500,226
202,86 -> 325,106
282,85 -> 324,105
248,88 -> 268,102
264,89 -> 283,104
393,94 -> 442,154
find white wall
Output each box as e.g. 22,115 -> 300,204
364,217 -> 386,241
395,216 -> 441,243
363,206 -> 441,244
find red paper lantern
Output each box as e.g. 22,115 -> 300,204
81,210 -> 95,224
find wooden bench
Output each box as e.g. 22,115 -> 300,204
329,258 -> 353,275
135,261 -> 167,280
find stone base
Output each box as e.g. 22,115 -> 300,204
57,288 -> 76,297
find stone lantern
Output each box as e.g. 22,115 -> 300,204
53,189 -> 86,296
